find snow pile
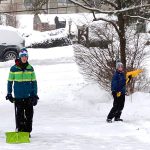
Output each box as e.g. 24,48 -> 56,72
75,83 -> 111,105
18,28 -> 71,48
0,45 -> 150,149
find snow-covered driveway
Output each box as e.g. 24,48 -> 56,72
0,46 -> 150,149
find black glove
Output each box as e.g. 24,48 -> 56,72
112,91 -> 121,97
6,94 -> 15,103
112,91 -> 116,96
127,75 -> 132,83
31,95 -> 39,106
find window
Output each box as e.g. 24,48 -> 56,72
66,0 -> 72,4
57,0 -> 72,4
24,0 -> 32,8
57,0 -> 66,3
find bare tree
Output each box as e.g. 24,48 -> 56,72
73,22 -> 150,92
24,0 -> 49,15
2,3 -> 18,27
69,0 -> 150,71
28,0 -> 49,31
32,0 -> 49,15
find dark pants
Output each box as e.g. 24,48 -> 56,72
107,93 -> 125,120
15,99 -> 33,132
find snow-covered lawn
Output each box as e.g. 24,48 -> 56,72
0,46 -> 150,149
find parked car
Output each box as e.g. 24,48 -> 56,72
0,25 -> 25,61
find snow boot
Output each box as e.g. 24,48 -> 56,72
114,118 -> 123,122
106,119 -> 112,123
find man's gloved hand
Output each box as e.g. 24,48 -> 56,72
6,94 -> 15,103
116,92 -> 121,97
31,95 -> 39,106
128,75 -> 132,83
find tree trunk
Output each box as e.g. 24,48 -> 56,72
118,13 -> 126,71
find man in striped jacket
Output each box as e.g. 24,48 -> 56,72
6,48 -> 39,136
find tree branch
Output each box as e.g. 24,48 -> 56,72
68,0 -> 114,14
68,0 -> 150,15
103,0 -> 118,9
115,4 -> 150,14
93,17 -> 120,36
82,0 -> 92,7
125,15 -> 150,21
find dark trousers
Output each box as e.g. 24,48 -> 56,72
107,93 -> 125,120
15,99 -> 33,132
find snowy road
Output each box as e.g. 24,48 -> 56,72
0,46 -> 150,149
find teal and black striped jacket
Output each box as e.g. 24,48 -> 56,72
7,63 -> 37,99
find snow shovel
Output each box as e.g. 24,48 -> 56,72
126,69 -> 143,84
5,103 -> 30,144
5,132 -> 30,144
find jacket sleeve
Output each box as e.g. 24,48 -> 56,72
111,73 -> 118,92
111,73 -> 126,92
7,68 -> 14,94
31,70 -> 37,96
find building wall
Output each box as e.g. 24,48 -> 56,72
0,0 -> 88,14
0,0 -> 24,12
48,0 -> 88,14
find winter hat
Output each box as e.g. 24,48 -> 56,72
19,48 -> 28,58
116,62 -> 123,69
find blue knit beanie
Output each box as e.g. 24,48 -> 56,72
19,48 -> 28,58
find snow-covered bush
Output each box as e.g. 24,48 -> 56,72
73,22 -> 150,92
29,37 -> 71,48
19,28 -> 71,48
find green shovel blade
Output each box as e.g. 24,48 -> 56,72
5,132 -> 30,144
